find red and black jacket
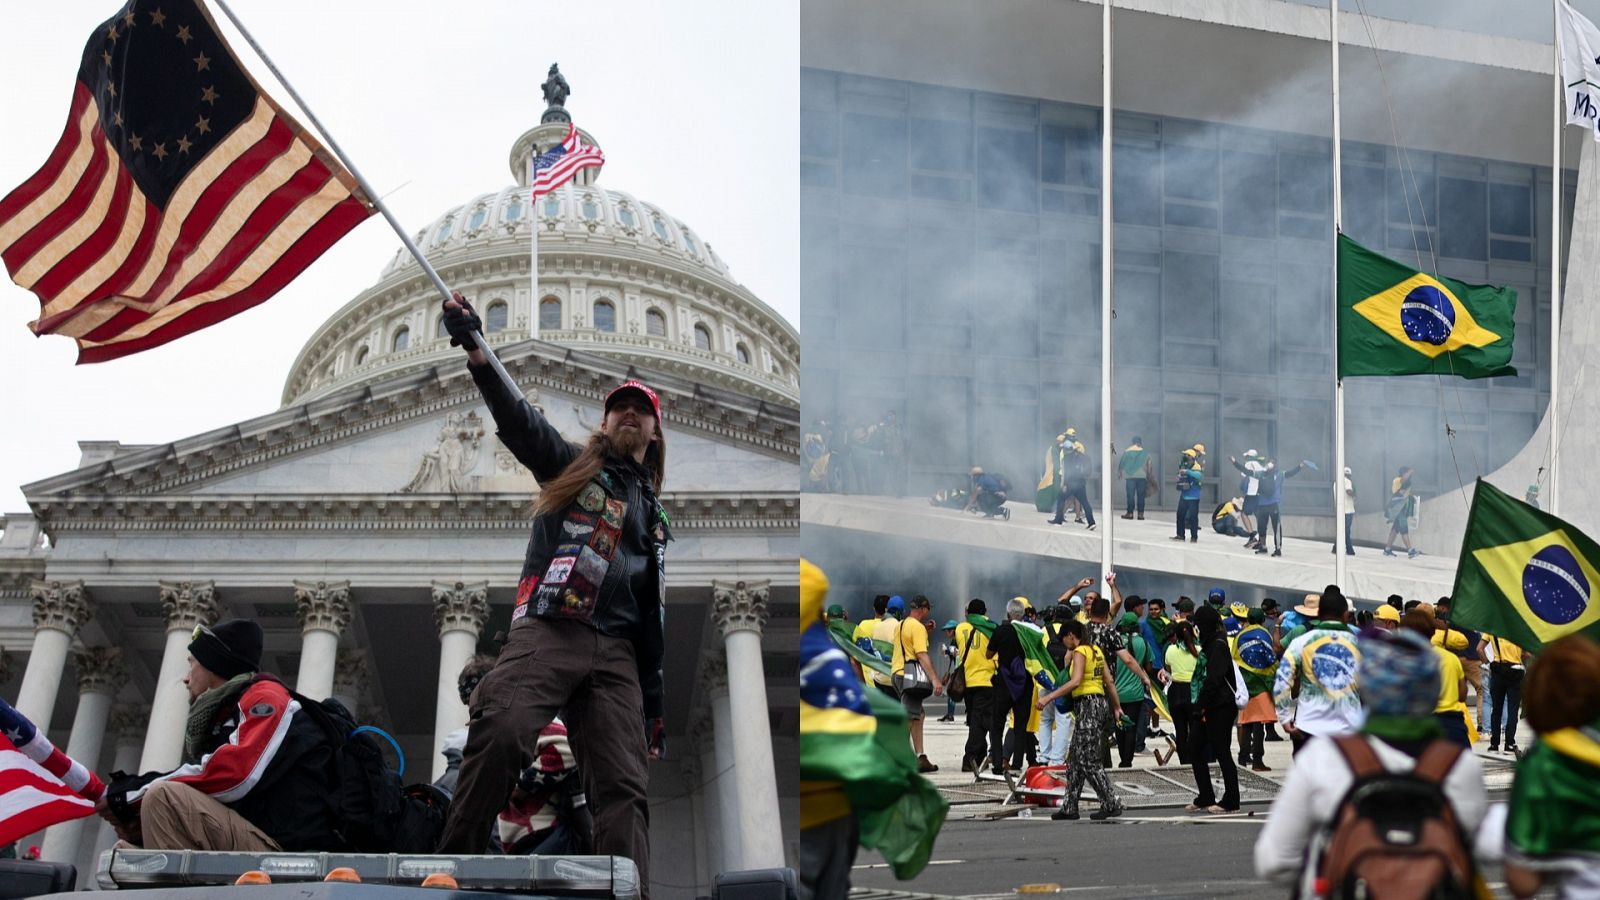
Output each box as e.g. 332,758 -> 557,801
113,673 -> 339,850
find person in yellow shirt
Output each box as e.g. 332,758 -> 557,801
890,595 -> 943,773
953,599 -> 998,774
1036,619 -> 1124,820
1402,608 -> 1470,746
850,595 -> 887,683
869,597 -> 904,701
1478,632 -> 1528,754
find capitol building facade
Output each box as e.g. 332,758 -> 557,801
0,112 -> 799,897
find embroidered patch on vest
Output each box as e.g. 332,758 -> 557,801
578,482 -> 607,512
545,556 -> 576,585
249,703 -> 276,717
591,519 -> 621,557
602,498 -> 625,529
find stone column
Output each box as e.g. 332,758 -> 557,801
711,580 -> 782,870
88,706 -> 149,878
16,580 -> 93,733
431,580 -> 489,781
331,649 -> 369,716
701,656 -> 741,873
687,711 -> 724,885
41,648 -> 125,864
293,581 -> 352,701
141,581 -> 219,772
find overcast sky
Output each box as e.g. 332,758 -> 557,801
0,0 -> 798,511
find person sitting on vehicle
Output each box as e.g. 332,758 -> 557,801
98,619 -> 340,852
963,466 -> 1008,518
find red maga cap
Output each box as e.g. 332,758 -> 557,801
605,380 -> 661,421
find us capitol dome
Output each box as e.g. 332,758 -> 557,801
281,115 -> 799,409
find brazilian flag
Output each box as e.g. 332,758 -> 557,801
1449,480 -> 1600,651
1337,235 -> 1516,379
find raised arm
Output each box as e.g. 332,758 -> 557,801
1056,577 -> 1094,604
445,294 -> 579,481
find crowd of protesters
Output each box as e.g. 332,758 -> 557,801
822,579 -> 1600,899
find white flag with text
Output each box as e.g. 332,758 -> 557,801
1560,0 -> 1600,139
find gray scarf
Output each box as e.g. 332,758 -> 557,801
183,672 -> 255,762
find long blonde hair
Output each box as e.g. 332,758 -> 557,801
532,429 -> 666,517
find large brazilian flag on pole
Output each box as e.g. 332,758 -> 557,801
1336,235 -> 1517,379
1449,480 -> 1600,651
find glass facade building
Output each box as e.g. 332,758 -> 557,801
801,67 -> 1571,518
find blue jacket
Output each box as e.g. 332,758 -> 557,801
1179,467 -> 1202,501
1255,462 -> 1304,506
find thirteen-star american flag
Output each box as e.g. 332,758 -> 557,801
0,0 -> 373,363
530,122 -> 605,199
1,697 -> 104,846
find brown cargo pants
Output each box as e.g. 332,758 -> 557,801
139,780 -> 282,852
436,617 -> 650,895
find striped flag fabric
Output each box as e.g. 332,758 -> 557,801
1,698 -> 104,846
0,0 -> 373,363
529,122 -> 604,199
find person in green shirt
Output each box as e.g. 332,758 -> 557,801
1118,435 -> 1153,520
1113,612 -> 1151,768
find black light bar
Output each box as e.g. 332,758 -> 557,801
96,849 -> 639,898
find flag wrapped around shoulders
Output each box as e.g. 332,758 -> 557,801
0,0 -> 375,363
828,617 -> 890,677
529,122 -> 604,200
1505,715 -> 1600,871
1,697 -> 104,846
1336,235 -> 1516,379
1450,479 -> 1600,652
800,560 -> 946,880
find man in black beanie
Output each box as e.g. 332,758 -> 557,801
99,619 -> 339,852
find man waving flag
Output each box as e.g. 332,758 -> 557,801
0,698 -> 104,846
0,0 -> 373,362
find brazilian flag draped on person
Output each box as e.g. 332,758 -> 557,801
1015,617 -> 1173,721
1505,707 -> 1600,871
828,616 -> 891,676
1449,480 -> 1600,651
1337,235 -> 1517,379
801,560 -> 947,879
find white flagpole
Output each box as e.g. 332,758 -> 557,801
209,0 -> 520,395
1332,0 -> 1348,586
531,157 -> 541,341
1551,0 -> 1564,515
1101,0 -> 1115,592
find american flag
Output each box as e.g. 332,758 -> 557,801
0,0 -> 373,363
530,122 -> 604,200
0,698 -> 104,847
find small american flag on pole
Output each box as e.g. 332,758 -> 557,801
530,122 -> 604,199
0,0 -> 373,363
0,698 -> 104,846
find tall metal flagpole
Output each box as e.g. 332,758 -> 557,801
1101,0 -> 1115,592
1551,0 -> 1564,516
1331,0 -> 1347,587
530,158 -> 541,341
209,0 -> 521,396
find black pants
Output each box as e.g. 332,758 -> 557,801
1177,498 -> 1199,538
964,686 -> 995,765
1115,701 -> 1138,767
1240,722 -> 1264,765
990,686 -> 1029,768
1054,482 -> 1093,525
1330,511 -> 1354,553
1490,669 -> 1523,746
1189,706 -> 1239,810
1125,478 -> 1145,515
1256,503 -> 1282,550
439,619 -> 651,892
1167,682 -> 1192,765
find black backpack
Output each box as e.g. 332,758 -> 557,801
290,693 -> 449,853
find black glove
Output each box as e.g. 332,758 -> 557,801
442,293 -> 483,349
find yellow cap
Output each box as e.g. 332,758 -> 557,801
1056,433 -> 1066,443
1375,604 -> 1401,623
1072,441 -> 1084,453
800,558 -> 829,631
1015,596 -> 1033,609
1183,448 -> 1197,458
1230,602 -> 1249,617
1193,443 -> 1206,454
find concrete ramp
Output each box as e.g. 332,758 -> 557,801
802,493 -> 1454,603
